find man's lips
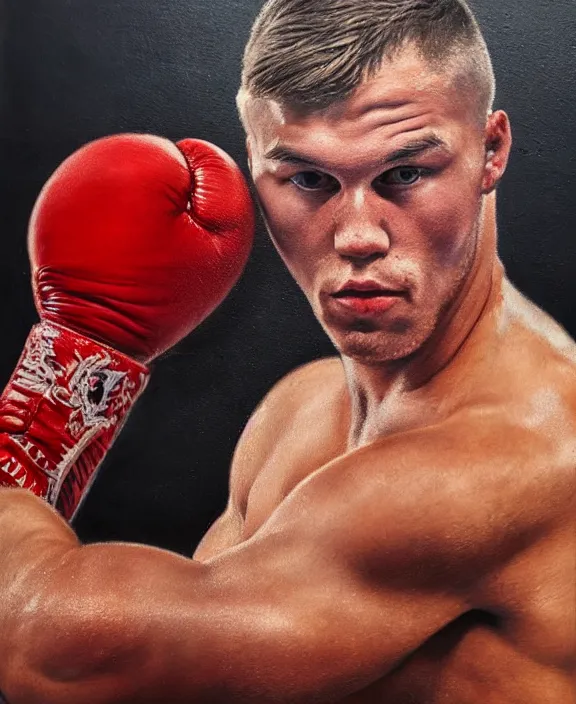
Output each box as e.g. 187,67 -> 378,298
329,281 -> 406,315
332,279 -> 406,297
332,289 -> 402,299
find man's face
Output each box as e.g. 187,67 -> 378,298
243,46 -> 503,364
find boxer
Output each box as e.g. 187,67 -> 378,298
0,0 -> 574,703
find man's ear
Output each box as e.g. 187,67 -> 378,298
482,110 -> 512,194
246,139 -> 253,175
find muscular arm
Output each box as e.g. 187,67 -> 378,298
0,415 -> 561,704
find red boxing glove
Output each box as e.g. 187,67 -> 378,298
32,133 -> 254,361
0,134 -> 254,519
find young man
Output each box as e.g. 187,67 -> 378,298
0,1 -> 574,702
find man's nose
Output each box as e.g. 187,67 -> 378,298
332,189 -> 391,262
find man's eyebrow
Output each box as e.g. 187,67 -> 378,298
384,135 -> 449,164
264,134 -> 449,168
264,145 -> 318,166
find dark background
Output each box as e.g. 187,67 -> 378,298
1,0 -> 574,556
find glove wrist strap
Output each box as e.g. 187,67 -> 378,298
0,322 -> 149,519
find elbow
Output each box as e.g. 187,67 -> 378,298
1,605 -> 66,704
1,597 -> 140,704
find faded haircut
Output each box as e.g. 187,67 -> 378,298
238,0 -> 496,124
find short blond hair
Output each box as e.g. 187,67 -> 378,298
239,0 -> 495,122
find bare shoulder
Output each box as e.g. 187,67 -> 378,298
497,282 -> 576,435
228,356 -> 347,512
239,355 -> 345,446
260,355 -> 346,407
193,357 -> 348,559
504,280 -> 576,369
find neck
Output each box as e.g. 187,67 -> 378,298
343,192 -> 504,445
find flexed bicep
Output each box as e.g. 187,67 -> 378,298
2,416 -> 552,704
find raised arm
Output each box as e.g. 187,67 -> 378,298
0,133 -> 254,519
0,133 -> 254,702
0,414 -> 558,704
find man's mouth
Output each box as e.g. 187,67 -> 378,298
329,281 -> 405,315
331,279 -> 405,298
332,289 -> 402,299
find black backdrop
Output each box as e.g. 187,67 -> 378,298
1,0 -> 574,556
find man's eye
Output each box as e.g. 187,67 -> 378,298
290,171 -> 338,192
378,167 -> 424,187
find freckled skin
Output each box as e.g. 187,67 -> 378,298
0,46 -> 574,704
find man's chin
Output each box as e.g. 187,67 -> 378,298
325,327 -> 427,366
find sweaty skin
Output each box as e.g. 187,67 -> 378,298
0,47 -> 575,704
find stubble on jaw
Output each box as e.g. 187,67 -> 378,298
319,212 -> 483,367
